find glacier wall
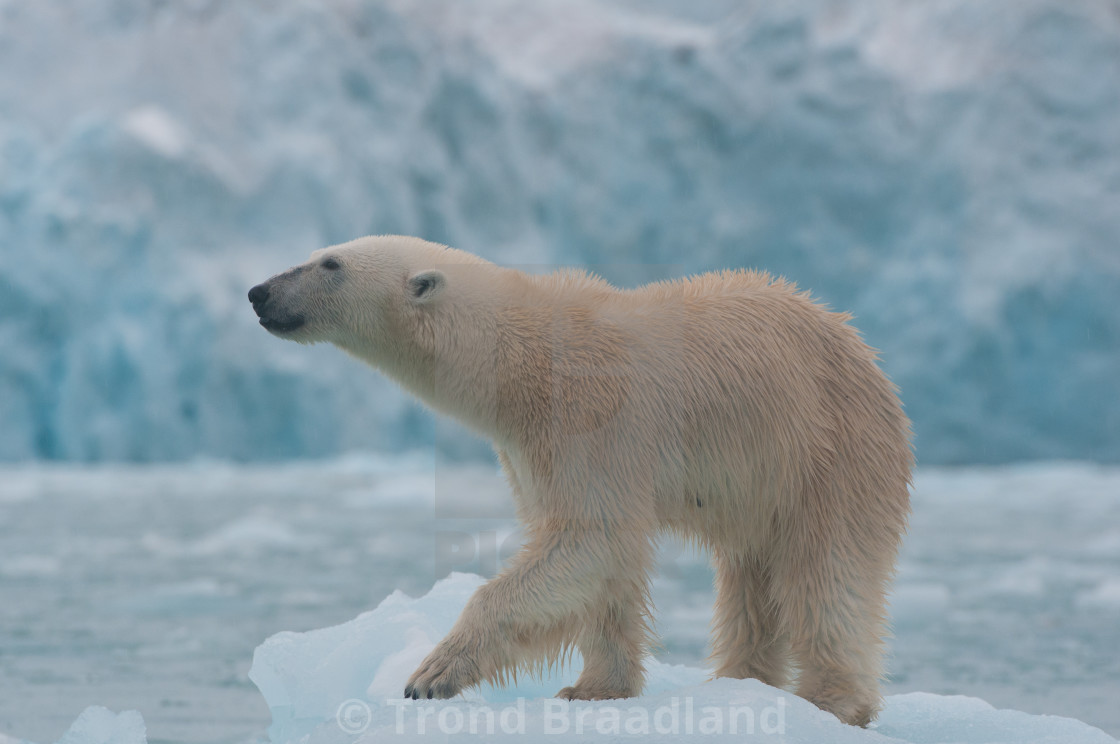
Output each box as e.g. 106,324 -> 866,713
0,0 -> 1117,463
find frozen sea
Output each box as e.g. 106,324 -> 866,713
0,456 -> 1118,743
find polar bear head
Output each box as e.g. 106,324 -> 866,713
247,235 -> 471,354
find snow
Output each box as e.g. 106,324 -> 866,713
0,0 -> 1117,464
1,459 -> 1118,743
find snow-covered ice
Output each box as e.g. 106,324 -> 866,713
1,459 -> 1118,743
244,572 -> 1120,744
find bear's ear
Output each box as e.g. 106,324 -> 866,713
407,269 -> 446,304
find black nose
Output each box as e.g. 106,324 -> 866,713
248,284 -> 269,305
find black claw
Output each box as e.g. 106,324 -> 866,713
427,689 -> 433,699
404,684 -> 413,698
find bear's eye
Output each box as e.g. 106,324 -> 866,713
321,258 -> 341,271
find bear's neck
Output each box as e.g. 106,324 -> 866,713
350,269 -> 528,445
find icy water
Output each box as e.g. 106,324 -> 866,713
1,457 -> 1118,743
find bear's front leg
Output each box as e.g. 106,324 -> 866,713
403,527 -> 654,700
404,625 -> 492,700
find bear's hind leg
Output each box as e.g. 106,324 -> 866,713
709,550 -> 790,688
775,548 -> 888,726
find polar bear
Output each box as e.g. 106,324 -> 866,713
249,235 -> 912,726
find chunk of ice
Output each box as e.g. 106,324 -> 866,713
53,707 -> 146,744
246,573 -> 1119,744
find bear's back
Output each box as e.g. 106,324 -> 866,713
600,270 -> 911,533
